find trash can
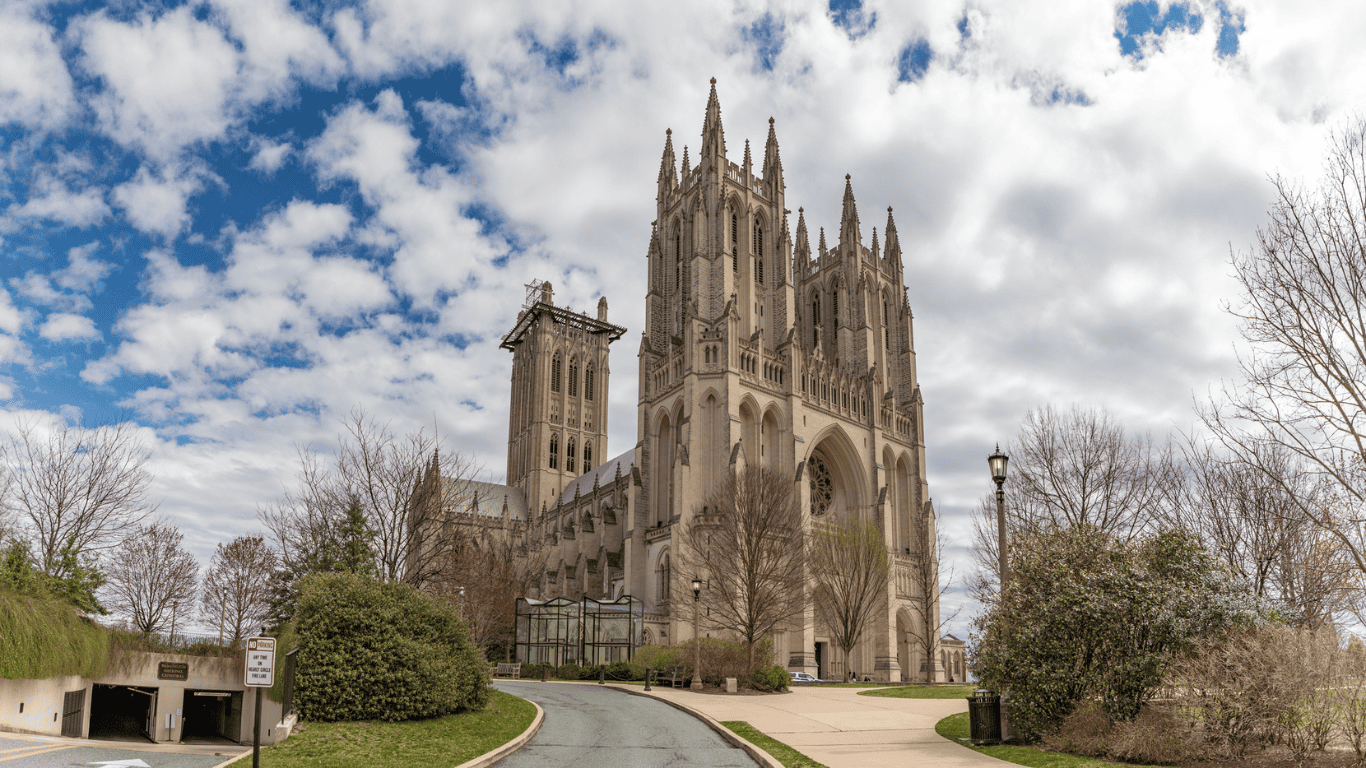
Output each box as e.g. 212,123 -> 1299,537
966,689 -> 1002,745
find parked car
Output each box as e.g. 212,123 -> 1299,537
789,672 -> 818,683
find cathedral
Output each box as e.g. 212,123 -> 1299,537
455,80 -> 952,683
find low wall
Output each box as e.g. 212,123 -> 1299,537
0,675 -> 86,736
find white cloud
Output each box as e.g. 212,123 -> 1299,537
57,242 -> 116,293
0,3 -> 76,130
247,137 -> 292,174
0,175 -> 109,231
111,165 -> 205,239
0,287 -> 25,336
39,312 -> 101,342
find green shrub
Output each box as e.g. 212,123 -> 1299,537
678,636 -> 771,686
606,660 -> 633,680
579,664 -> 602,680
294,572 -> 488,722
749,665 -> 789,692
556,662 -> 583,680
629,644 -> 683,679
0,587 -> 109,679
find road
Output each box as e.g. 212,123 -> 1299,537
0,735 -> 239,768
492,681 -> 759,768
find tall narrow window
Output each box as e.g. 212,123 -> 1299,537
567,438 -> 577,474
549,434 -> 559,469
731,211 -> 739,272
659,554 -> 671,600
832,288 -> 839,323
585,364 -> 595,400
884,300 -> 890,349
813,295 -> 822,326
756,258 -> 764,285
583,441 -> 593,469
551,354 -> 562,392
753,218 -> 763,285
568,360 -> 579,397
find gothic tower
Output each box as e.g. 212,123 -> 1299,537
501,281 -> 625,517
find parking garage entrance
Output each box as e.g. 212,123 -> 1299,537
88,684 -> 157,742
181,690 -> 243,744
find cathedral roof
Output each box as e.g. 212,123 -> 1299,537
442,478 -> 529,521
557,449 -> 635,506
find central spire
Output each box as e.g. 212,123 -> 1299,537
701,77 -> 727,158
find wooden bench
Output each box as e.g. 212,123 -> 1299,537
494,662 -> 522,679
661,665 -> 689,688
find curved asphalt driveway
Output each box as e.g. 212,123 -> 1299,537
492,681 -> 758,768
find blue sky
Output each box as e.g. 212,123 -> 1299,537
2,0 -> 1363,637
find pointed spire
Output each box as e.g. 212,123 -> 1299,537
763,117 -> 782,176
818,226 -> 827,257
681,144 -> 690,177
742,139 -> 752,172
657,128 -> 677,197
701,77 -> 726,158
839,173 -> 861,248
871,226 -> 880,260
794,207 -> 810,272
884,205 -> 901,267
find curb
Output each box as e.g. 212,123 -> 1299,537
451,698 -> 545,768
210,750 -> 252,768
604,684 -> 784,768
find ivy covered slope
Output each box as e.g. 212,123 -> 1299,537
293,572 -> 489,722
1,539 -> 110,680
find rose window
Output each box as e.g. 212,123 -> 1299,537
809,454 -> 833,516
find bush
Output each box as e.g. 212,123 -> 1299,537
677,636 -> 771,686
1044,701 -> 1112,758
629,644 -> 684,679
606,660 -> 633,680
1108,706 -> 1201,765
556,662 -> 583,680
294,572 -> 488,722
749,665 -> 789,692
973,527 -> 1265,741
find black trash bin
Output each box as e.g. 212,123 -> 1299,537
966,689 -> 1002,745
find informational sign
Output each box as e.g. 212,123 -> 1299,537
158,661 -> 188,680
244,637 -> 276,687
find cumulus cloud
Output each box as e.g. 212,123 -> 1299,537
0,175 -> 109,232
39,312 -> 101,342
0,4 -> 76,130
247,136 -> 292,174
111,165 -> 206,239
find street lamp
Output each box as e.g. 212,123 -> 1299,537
691,576 -> 703,691
988,445 -> 1009,590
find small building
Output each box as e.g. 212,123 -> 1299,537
0,649 -> 294,745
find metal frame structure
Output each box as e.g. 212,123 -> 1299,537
515,595 -> 643,666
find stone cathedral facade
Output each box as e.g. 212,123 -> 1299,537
467,81 -> 946,682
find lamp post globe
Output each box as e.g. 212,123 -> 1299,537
988,445 -> 1010,589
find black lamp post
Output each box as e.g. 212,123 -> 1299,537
988,445 -> 1009,590
691,576 -> 703,691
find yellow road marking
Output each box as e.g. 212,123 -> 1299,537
0,743 -> 73,761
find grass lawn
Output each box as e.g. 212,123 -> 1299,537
935,712 -> 1161,768
722,721 -> 829,768
858,684 -> 977,699
259,689 -> 536,768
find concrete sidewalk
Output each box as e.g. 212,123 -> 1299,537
607,684 -> 1015,767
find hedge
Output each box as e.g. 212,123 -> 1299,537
294,572 -> 489,722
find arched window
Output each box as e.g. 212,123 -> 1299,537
731,211 -> 739,272
583,441 -> 593,470
585,363 -> 595,401
832,286 -> 839,323
568,359 -> 579,397
813,295 -> 822,326
884,300 -> 890,349
551,354 -> 562,392
567,438 -> 577,475
549,434 -> 559,469
753,217 -> 764,285
659,554 -> 671,601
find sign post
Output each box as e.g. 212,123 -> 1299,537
245,637 -> 276,768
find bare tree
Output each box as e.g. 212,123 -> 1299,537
202,535 -> 277,646
1203,118 -> 1366,593
809,511 -> 888,682
970,404 -> 1177,597
440,532 -> 548,656
678,466 -> 807,667
1174,440 -> 1361,627
259,407 -> 479,595
102,522 -> 198,634
3,420 -> 156,576
905,507 -> 960,683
